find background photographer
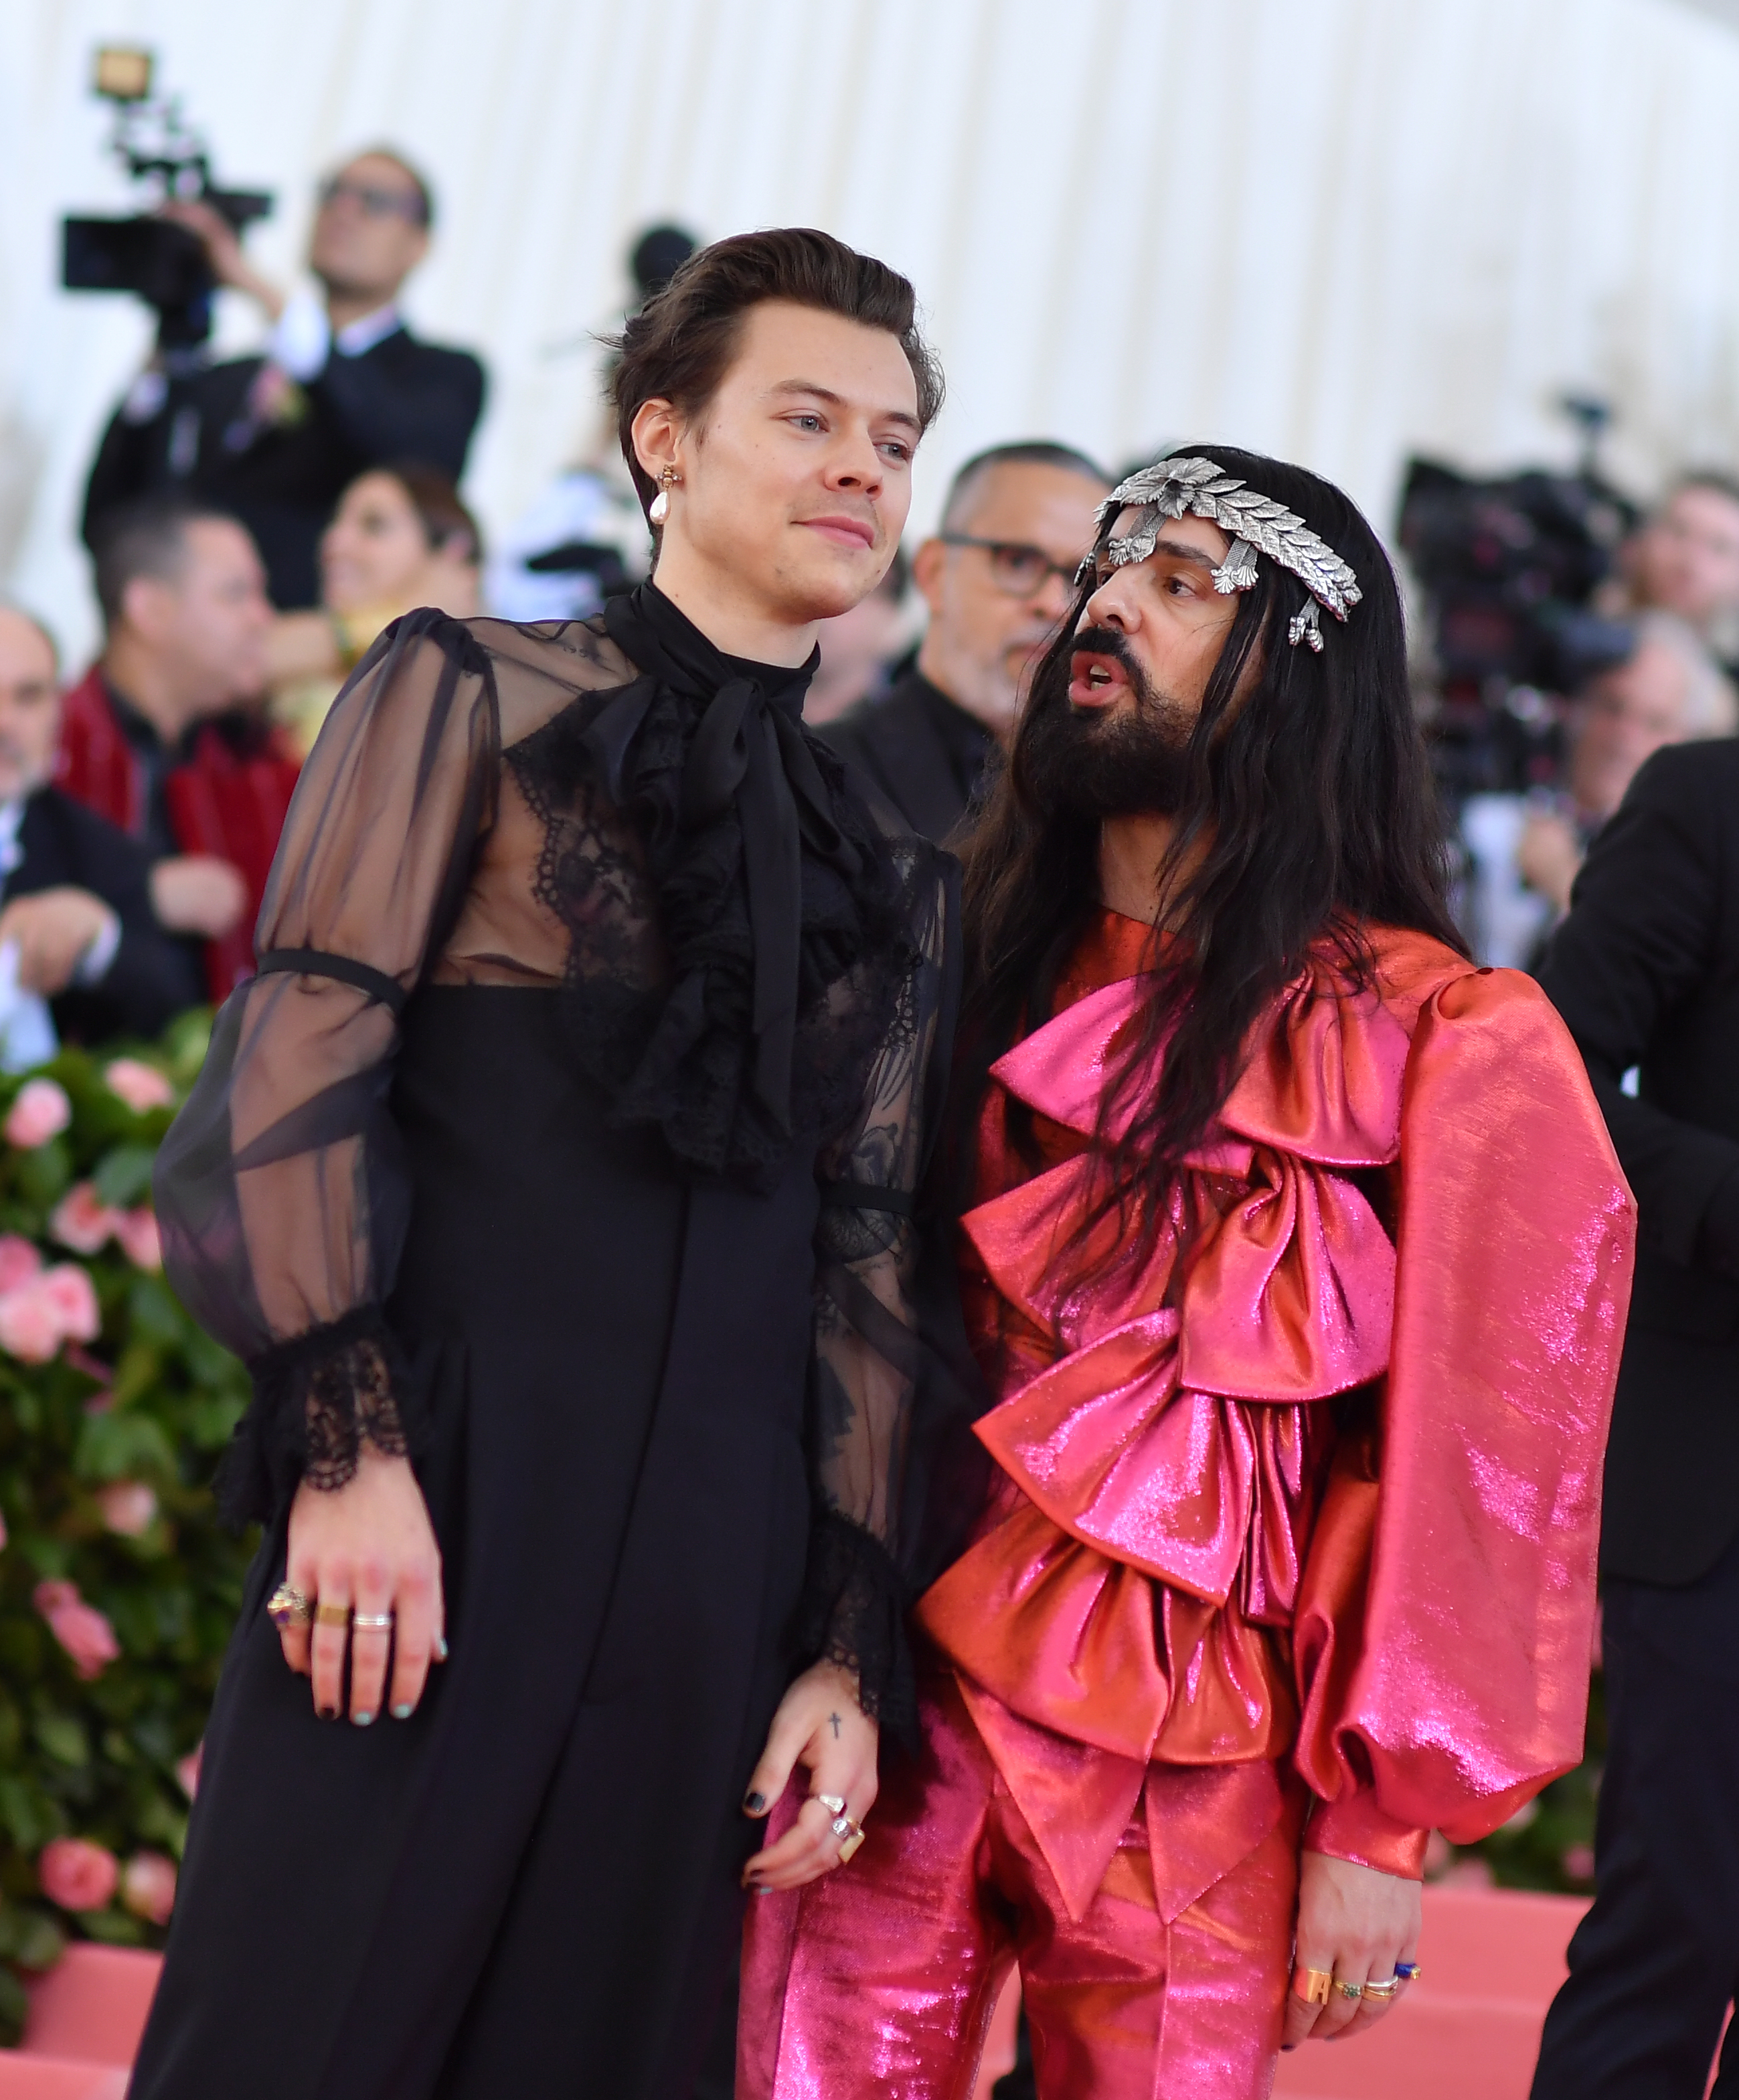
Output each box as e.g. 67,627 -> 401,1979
80,149 -> 485,609
1606,471 -> 1739,670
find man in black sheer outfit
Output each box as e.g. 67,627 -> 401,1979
135,230 -> 959,2100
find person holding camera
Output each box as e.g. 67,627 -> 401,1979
82,149 -> 485,610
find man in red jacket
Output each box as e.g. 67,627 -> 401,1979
60,495 -> 299,1003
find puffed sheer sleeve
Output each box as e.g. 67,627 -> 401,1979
1293,967 -> 1635,1862
796,842 -> 971,1735
154,610 -> 499,1524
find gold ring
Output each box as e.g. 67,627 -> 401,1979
351,1612 -> 394,1631
1335,1980 -> 1363,2002
1362,1977 -> 1398,2000
266,1583 -> 312,1630
1294,1967 -> 1333,2007
837,1828 -> 866,1865
314,1601 -> 351,1629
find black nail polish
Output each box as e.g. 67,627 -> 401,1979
318,1706 -> 337,1721
744,1791 -> 766,1812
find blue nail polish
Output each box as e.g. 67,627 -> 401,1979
391,1704 -> 412,1720
353,1710 -> 375,1727
434,1635 -> 449,1661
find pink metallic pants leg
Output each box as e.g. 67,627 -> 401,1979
740,1673 -> 1297,2100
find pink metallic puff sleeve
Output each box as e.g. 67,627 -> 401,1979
1293,965 -> 1635,1860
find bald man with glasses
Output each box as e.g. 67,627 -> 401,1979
822,441 -> 1108,843
83,149 -> 485,610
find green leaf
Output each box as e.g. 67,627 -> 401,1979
74,1408 -> 176,1484
76,1909 -> 144,1945
0,1777 -> 44,1849
32,1715 -> 88,1769
125,1276 -> 185,1348
10,1911 -> 65,1974
13,1139 -> 71,1210
92,1145 -> 157,1210
0,1956 -> 30,2037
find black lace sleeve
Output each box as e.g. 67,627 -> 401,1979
794,839 -> 973,1739
154,612 -> 499,1523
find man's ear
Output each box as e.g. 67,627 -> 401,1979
119,576 -> 173,646
911,537 -> 948,619
631,398 -> 683,486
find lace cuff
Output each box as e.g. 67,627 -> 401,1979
791,1508 -> 916,1745
216,1305 -> 415,1528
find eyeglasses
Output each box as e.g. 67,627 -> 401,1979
317,177 -> 427,225
936,534 -> 1082,597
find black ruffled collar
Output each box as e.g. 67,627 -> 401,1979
550,583 -> 908,1188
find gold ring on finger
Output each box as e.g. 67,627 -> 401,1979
352,1612 -> 394,1631
314,1601 -> 351,1629
1362,1977 -> 1398,2000
1295,1967 -> 1333,2006
829,1811 -> 861,1842
266,1583 -> 312,1630
1335,1980 -> 1363,2001
837,1828 -> 866,1865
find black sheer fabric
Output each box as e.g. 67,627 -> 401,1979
154,590 -> 959,1716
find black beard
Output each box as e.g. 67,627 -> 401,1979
1022,627 -> 1195,820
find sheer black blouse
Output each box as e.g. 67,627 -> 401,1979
154,590 -> 959,1722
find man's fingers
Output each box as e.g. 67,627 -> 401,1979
740,1712 -> 809,1820
309,1572 -> 351,1720
744,1797 -> 843,1889
386,1562 -> 441,1719
1280,1988 -> 1324,2050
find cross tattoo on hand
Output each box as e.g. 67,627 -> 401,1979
829,1712 -> 843,1738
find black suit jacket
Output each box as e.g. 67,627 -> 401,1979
819,669 -> 997,846
3,789 -> 205,1044
1538,738 -> 1739,1584
82,325 -> 485,607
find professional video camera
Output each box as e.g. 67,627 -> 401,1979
1398,398 -> 1639,800
61,47 -> 272,365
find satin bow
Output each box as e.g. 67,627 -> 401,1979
596,591 -> 859,1130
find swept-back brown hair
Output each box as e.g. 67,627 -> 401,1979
608,227 -> 944,519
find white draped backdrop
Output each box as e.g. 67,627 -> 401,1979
6,0 -> 1739,659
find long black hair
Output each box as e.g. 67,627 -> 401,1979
958,443 -> 1465,1215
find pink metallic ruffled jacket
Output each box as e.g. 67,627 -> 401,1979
917,912 -> 1635,1915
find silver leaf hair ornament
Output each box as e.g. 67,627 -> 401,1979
1092,455 -> 1361,649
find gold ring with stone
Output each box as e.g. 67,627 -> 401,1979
1394,1961 -> 1422,1982
1335,1980 -> 1364,2002
1295,1968 -> 1333,2006
314,1601 -> 352,1629
266,1583 -> 312,1630
837,1828 -> 866,1865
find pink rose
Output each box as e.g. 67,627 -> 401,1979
33,1578 -> 120,1680
120,1850 -> 177,1925
174,1743 -> 202,1800
1562,1842 -> 1596,1882
5,1078 -> 72,1150
50,1184 -> 120,1257
103,1060 -> 174,1115
38,1836 -> 118,1913
115,1208 -> 162,1273
96,1481 -> 157,1537
0,1282 -> 65,1364
0,1235 -> 42,1295
39,1264 -> 100,1344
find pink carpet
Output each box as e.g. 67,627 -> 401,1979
0,1887 -> 1609,2097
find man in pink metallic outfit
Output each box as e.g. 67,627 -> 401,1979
738,447 -> 1637,2099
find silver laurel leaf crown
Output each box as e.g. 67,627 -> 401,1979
1093,455 -> 1362,627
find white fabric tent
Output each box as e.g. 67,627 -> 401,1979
6,0 -> 1739,659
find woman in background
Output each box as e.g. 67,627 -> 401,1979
266,463 -> 481,755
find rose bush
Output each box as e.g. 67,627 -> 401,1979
0,1018 -> 254,2038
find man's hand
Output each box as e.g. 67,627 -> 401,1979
0,889 -> 118,996
1282,1851 -> 1422,2049
149,855 -> 248,940
280,1449 -> 445,1724
158,199 -> 285,321
740,1662 -> 879,1892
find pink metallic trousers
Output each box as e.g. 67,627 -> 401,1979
740,1672 -> 1301,2100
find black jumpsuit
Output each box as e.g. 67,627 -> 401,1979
131,590 -> 953,2099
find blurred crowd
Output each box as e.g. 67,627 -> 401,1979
8,143 -> 1739,1070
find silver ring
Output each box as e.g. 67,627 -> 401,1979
816,1793 -> 847,1818
351,1612 -> 394,1631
